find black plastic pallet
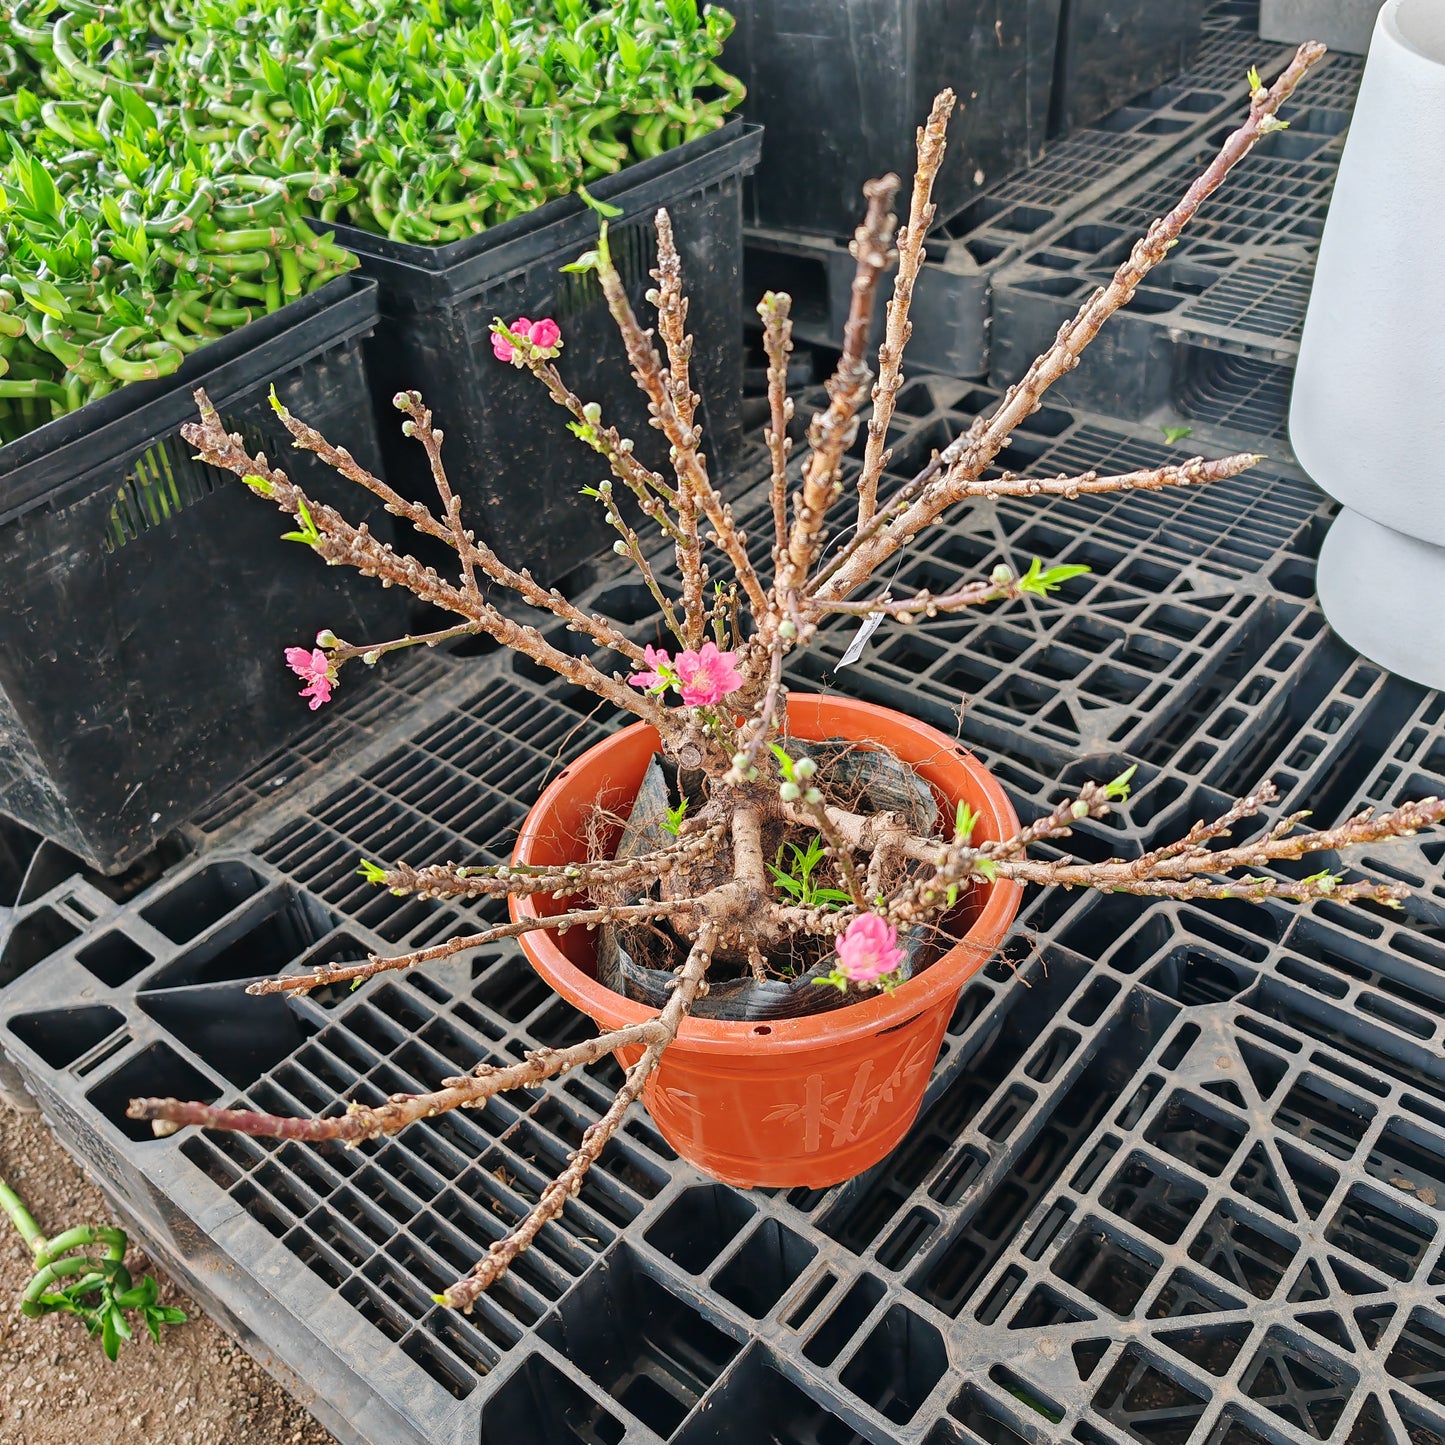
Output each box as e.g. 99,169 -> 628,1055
989,49 -> 1363,429
6,650 -> 1445,1444
7,337 -> 1445,1444
715,373 -> 1325,772
742,0 -> 1298,378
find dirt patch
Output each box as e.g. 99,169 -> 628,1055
0,1105 -> 334,1445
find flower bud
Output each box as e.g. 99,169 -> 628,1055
793,757 -> 816,780
392,392 -> 409,410
780,781 -> 801,802
778,620 -> 797,639
613,540 -> 629,555
583,402 -> 602,424
316,629 -> 339,649
991,564 -> 1014,585
1071,800 -> 1090,819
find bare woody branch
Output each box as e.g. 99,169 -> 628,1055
593,227 -> 771,626
373,826 -> 725,900
857,90 -> 954,531
773,175 -> 899,617
268,389 -> 653,668
127,1020 -> 666,1142
183,396 -> 669,729
987,795 -> 1445,899
813,42 -> 1328,605
758,291 -> 795,568
653,211 -> 708,648
441,924 -> 717,1311
243,901 -> 688,996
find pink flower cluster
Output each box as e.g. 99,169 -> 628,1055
834,913 -> 906,984
491,316 -> 562,363
627,642 -> 743,707
285,642 -> 336,710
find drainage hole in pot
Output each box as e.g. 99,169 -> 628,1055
753,1024 -> 772,1035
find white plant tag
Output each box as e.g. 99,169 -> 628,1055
837,611 -> 884,668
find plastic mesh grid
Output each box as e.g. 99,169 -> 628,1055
992,49 -> 1363,395
1180,254 -> 1317,343
1176,351 -> 1295,439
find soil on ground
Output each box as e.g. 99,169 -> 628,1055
0,1104 -> 335,1445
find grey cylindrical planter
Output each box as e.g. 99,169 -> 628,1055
1317,510 -> 1445,690
1261,0 -> 1385,56
1288,0 -> 1445,687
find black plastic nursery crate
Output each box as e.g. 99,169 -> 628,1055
990,49 -> 1364,426
726,0 -> 1062,240
8,651 -> 1445,1445
1051,0 -> 1211,134
326,124 -> 761,590
742,1 -> 1298,377
0,275 -> 406,878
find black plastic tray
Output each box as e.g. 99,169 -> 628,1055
328,124 -> 762,590
0,276 -> 406,876
742,0 -> 1298,377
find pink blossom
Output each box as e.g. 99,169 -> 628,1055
627,644 -> 673,691
834,913 -> 906,984
491,316 -> 561,362
490,316 -> 532,363
285,646 -> 335,710
674,642 -> 743,706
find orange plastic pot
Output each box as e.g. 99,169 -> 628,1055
510,694 -> 1023,1188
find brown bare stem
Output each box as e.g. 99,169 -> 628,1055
375,829 -> 724,901
126,1021 -> 665,1142
653,211 -> 708,647
814,42 -> 1327,605
273,388 -> 650,664
758,291 -> 795,566
857,90 -> 954,532
243,902 -> 688,996
594,226 -> 770,627
441,924 -> 717,1309
326,623 -> 477,665
183,393 -> 668,730
989,795 -> 1445,898
774,175 -> 899,617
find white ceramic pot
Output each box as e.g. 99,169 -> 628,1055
1289,0 -> 1445,686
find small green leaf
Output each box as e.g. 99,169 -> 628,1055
954,801 -> 978,843
1161,424 -> 1193,445
560,248 -> 600,275
1103,764 -> 1138,802
241,473 -> 275,497
1246,64 -> 1263,92
1017,557 -> 1091,597
357,859 -> 389,884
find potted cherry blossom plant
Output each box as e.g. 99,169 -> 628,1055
130,44 -> 1445,1315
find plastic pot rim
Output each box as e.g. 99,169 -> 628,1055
510,692 -> 1024,1056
